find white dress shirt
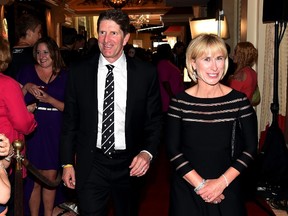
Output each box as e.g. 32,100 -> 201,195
96,52 -> 127,150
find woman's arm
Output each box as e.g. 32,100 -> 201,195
5,80 -> 37,135
0,135 -> 11,205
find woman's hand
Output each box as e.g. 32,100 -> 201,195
27,103 -> 37,113
23,83 -> 44,97
34,90 -> 65,111
197,177 -> 227,204
35,89 -> 51,104
0,134 -> 10,157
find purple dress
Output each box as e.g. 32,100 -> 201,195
17,64 -> 68,215
17,64 -> 67,170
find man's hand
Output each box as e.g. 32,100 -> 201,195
62,166 -> 76,189
129,152 -> 151,177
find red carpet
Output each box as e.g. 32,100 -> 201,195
137,145 -> 276,216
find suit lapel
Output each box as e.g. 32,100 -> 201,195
90,54 -> 100,128
125,57 -> 136,127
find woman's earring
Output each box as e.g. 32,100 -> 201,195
192,68 -> 197,78
192,71 -> 197,78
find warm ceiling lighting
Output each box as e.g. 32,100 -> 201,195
129,14 -> 150,29
189,16 -> 230,39
103,0 -> 163,8
107,0 -> 128,8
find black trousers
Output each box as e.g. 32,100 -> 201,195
77,150 -> 145,216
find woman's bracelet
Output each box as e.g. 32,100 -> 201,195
62,164 -> 73,169
222,174 -> 229,187
0,161 -> 8,175
4,148 -> 15,162
194,179 -> 206,193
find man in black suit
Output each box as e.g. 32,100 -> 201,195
60,9 -> 163,216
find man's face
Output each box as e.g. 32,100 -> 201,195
27,24 -> 42,46
98,20 -> 130,63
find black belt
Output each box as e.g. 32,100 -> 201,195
95,148 -> 129,159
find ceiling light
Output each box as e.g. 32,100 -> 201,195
189,14 -> 230,39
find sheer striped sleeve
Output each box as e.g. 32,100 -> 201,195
231,100 -> 258,173
165,97 -> 194,177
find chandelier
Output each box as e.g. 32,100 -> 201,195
104,0 -> 128,8
100,0 -> 163,9
129,14 -> 150,29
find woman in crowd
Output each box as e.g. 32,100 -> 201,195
4,13 -> 41,216
0,36 -> 37,215
17,37 -> 67,216
165,34 -> 258,216
0,135 -> 12,216
228,41 -> 259,105
155,43 -> 185,115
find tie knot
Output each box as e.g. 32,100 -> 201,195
106,64 -> 114,72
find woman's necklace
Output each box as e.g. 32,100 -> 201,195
37,68 -> 55,84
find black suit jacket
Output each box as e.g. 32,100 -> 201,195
60,53 -> 163,189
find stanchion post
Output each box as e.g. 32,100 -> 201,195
12,140 -> 24,216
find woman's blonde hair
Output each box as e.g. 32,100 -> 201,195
0,36 -> 11,72
186,34 -> 228,83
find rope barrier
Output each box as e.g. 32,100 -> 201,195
12,140 -> 62,216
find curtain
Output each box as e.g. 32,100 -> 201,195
259,23 -> 288,147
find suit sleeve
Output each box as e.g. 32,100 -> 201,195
141,65 -> 163,157
60,65 -> 79,166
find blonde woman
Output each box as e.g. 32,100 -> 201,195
165,34 -> 258,216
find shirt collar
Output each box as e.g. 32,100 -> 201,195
99,52 -> 126,69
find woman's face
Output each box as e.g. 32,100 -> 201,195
191,49 -> 226,86
36,43 -> 53,69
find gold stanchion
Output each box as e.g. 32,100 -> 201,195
13,140 -> 24,216
11,139 -> 62,215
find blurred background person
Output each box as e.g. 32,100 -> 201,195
16,37 -> 68,216
84,37 -> 99,58
124,44 -> 136,58
60,27 -> 77,68
73,34 -> 86,57
172,41 -> 186,75
0,35 -> 37,216
221,43 -> 236,85
155,43 -> 185,116
4,13 -> 42,79
228,42 -> 259,105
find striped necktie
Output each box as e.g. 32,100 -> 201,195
101,64 -> 115,157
